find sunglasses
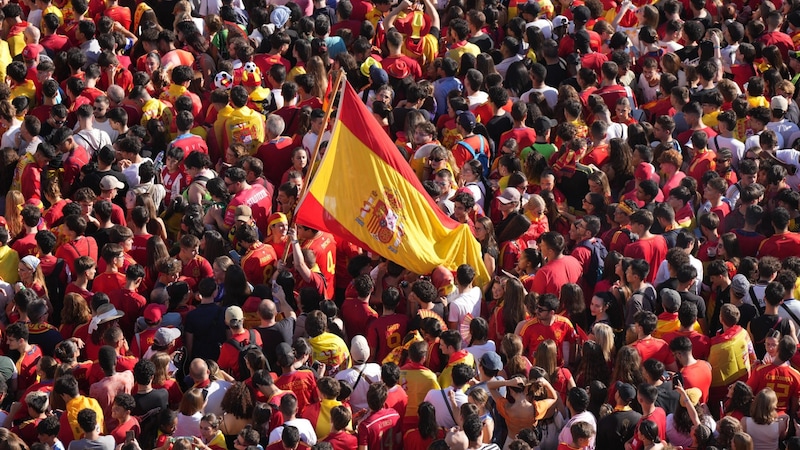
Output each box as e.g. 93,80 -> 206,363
430,158 -> 444,163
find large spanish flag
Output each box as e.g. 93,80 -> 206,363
295,81 -> 490,285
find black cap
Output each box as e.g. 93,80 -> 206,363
572,5 -> 591,23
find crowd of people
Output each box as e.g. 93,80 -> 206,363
2,0 -> 800,447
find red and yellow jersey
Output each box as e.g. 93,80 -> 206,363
711,325 -> 753,387
519,315 -> 576,363
240,241 -> 278,286
302,232 -> 336,299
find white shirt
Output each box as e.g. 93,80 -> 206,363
778,298 -> 800,339
423,386 -> 468,429
269,418 -> 317,446
558,410 -> 597,450
94,119 -> 119,143
302,130 -> 332,156
775,149 -> 800,190
174,411 -> 203,438
202,380 -> 231,417
654,255 -> 703,294
521,86 -> 558,110
528,18 -> 553,39
73,128 -> 112,156
447,286 -> 482,331
1,119 -> 20,150
745,131 -> 784,154
766,119 -> 800,148
335,363 -> 382,412
708,134 -> 745,170
465,341 -> 496,362
467,91 -> 489,109
495,55 -> 523,78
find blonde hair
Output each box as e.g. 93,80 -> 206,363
524,194 -> 545,214
179,389 -> 205,416
732,432 -> 754,450
5,190 -> 24,238
533,339 -> 559,381
750,388 -> 778,425
306,56 -> 328,101
150,352 -> 173,387
590,323 -> 615,363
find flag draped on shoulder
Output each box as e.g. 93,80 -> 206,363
295,81 -> 490,286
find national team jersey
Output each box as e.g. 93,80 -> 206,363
367,314 -> 409,363
240,241 -> 278,286
225,184 -> 273,230
747,361 -> 800,414
519,315 -> 576,363
308,332 -> 350,376
399,362 -> 440,428
302,232 -> 336,299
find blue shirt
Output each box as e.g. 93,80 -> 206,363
433,77 -> 464,117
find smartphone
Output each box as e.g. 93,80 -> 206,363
125,430 -> 135,444
672,373 -> 684,388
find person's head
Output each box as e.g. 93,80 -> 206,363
634,311 -> 658,337
76,408 -> 99,434
366,382 -> 389,412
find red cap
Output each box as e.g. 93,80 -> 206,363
430,265 -> 454,292
143,303 -> 166,323
449,186 -> 474,202
635,162 -> 655,181
22,44 -> 39,60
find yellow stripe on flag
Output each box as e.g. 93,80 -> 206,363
296,82 -> 490,286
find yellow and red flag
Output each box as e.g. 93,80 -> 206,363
295,81 -> 490,286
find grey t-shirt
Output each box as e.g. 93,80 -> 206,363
67,436 -> 115,450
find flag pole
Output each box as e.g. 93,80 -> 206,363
282,68 -> 346,263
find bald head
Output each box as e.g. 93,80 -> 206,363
25,26 -> 40,44
189,358 -> 209,382
106,85 -> 124,104
258,299 -> 277,321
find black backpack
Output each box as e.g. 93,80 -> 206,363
580,238 -> 608,287
43,258 -> 66,326
227,329 -> 264,380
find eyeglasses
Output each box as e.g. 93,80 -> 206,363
224,180 -> 234,187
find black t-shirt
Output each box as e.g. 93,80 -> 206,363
184,302 -> 226,361
655,382 -> 680,416
486,113 -> 513,150
678,291 -> 707,323
93,227 -> 113,254
737,303 -> 759,330
132,388 -> 168,417
749,313 -> 794,359
468,34 -> 495,53
545,60 -> 569,89
256,317 -> 296,372
597,409 -> 642,449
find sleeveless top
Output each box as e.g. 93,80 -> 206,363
743,417 -> 779,450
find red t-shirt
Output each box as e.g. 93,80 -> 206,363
276,370 -> 319,415
681,360 -> 712,403
733,229 -> 766,258
225,184 -> 273,231
499,127 -> 537,153
323,430 -> 358,450
55,236 -> 98,276
129,233 -> 151,265
340,298 -> 378,340
531,255 -> 583,296
663,329 -> 711,360
302,232 -> 336,299
631,336 -> 675,367
357,408 -> 401,449
758,231 -> 800,259
747,362 -> 800,414
64,284 -> 93,302
17,345 -> 43,392
218,329 -> 263,379
367,313 -> 409,363
519,315 -> 576,363
108,288 -> 147,339
92,272 -> 126,294
257,137 -> 295,186
11,232 -> 38,257
240,241 -> 278,287
624,235 -> 668,284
